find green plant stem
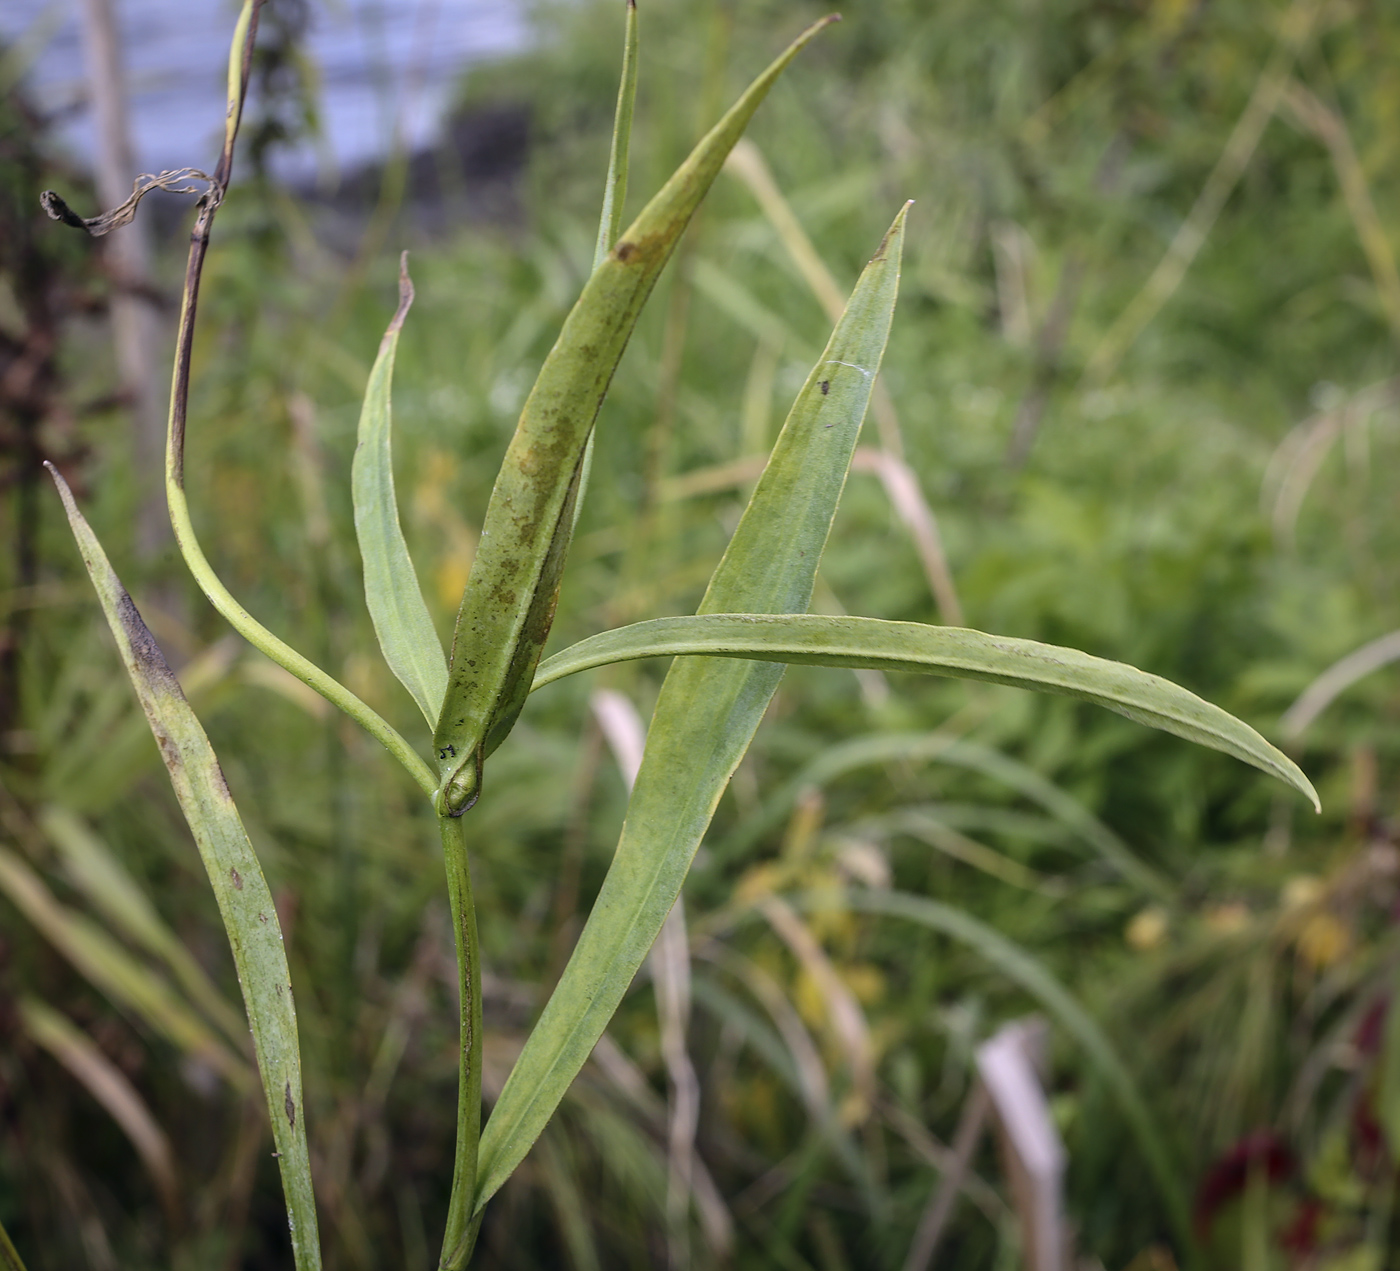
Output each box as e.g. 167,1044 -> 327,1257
163,290 -> 435,795
165,481 -> 437,798
151,0 -> 438,802
438,813 -> 483,1269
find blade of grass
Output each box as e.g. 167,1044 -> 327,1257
473,203 -> 909,1210
719,730 -> 1176,901
19,997 -> 181,1225
1280,628 -> 1400,740
873,810 -> 1050,892
0,845 -> 249,1086
819,887 -> 1195,1256
1082,0 -> 1320,384
849,449 -> 963,626
1281,78 -> 1400,348
530,613 -> 1317,809
757,894 -> 875,1120
432,15 -> 842,816
537,1134 -> 603,1271
352,253 -> 447,728
39,805 -> 248,1047
701,944 -> 881,1213
46,463 -> 323,1271
725,136 -> 909,459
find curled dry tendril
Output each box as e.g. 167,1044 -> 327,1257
40,168 -> 217,238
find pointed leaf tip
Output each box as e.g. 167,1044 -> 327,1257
474,210 -> 904,1209
388,251 -> 414,339
873,201 -> 913,260
432,6 -> 837,810
353,266 -> 447,730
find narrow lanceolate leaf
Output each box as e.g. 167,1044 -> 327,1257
531,613 -> 1318,809
353,254 -> 447,728
572,0 -> 643,537
47,465 -> 322,1271
432,13 -> 840,815
594,0 -> 640,270
474,204 -> 910,1208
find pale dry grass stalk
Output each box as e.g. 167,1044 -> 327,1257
1282,79 -> 1400,347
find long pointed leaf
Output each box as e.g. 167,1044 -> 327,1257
353,254 -> 447,728
432,14 -> 840,815
530,613 -> 1317,809
473,204 -> 909,1208
594,0 -> 640,269
47,465 -> 323,1271
572,0 -> 643,537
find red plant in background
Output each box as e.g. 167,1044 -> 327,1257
1193,1130 -> 1295,1241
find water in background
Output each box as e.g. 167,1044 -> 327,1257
1,0 -> 529,182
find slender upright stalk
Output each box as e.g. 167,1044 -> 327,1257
154,0 -> 438,799
437,814 -> 483,1269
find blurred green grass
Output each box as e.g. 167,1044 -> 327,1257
4,0 -> 1400,1266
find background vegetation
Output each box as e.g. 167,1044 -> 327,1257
3,0 -> 1399,1266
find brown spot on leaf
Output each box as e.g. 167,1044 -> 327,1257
209,759 -> 234,801
820,380 -> 830,395
117,592 -> 185,698
230,868 -> 243,890
284,1082 -> 296,1128
615,240 -> 637,262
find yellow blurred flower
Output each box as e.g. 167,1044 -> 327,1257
1126,907 -> 1169,951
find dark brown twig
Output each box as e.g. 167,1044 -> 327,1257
167,0 -> 265,490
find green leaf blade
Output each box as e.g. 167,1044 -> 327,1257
352,254 -> 448,729
594,0 -> 639,271
473,203 -> 908,1208
571,0 -> 643,538
47,465 -> 323,1271
432,14 -> 841,814
531,613 -> 1318,810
